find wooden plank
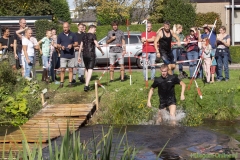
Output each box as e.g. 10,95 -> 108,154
27,117 -> 86,121
41,107 -> 92,111
34,112 -> 90,117
24,120 -> 83,125
45,104 -> 93,108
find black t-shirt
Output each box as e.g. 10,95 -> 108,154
14,31 -> 25,52
82,33 -> 97,58
151,74 -> 181,100
0,36 -> 14,52
75,32 -> 85,44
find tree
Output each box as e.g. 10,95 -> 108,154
82,0 -> 134,25
162,0 -> 196,35
148,0 -> 165,24
50,0 -> 71,23
0,0 -> 53,16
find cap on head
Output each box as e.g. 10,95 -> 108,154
164,21 -> 170,25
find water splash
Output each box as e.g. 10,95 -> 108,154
141,107 -> 186,125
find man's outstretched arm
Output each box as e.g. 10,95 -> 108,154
147,88 -> 154,107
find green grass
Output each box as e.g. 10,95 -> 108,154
36,69 -> 240,126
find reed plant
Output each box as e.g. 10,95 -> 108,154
1,126 -> 144,160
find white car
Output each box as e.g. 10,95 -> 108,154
96,33 -> 160,69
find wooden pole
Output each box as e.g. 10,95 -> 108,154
41,93 -> 45,107
95,81 -> 99,110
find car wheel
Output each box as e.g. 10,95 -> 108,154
136,53 -> 151,69
136,53 -> 143,69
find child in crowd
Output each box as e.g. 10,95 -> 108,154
38,30 -> 52,83
198,38 -> 212,83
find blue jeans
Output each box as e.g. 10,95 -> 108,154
42,55 -> 50,70
24,56 -> 34,78
187,51 -> 198,78
172,48 -> 183,73
216,51 -> 229,80
142,52 -> 156,80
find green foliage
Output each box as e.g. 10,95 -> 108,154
0,0 -> 53,16
50,0 -> 71,23
35,19 -> 59,41
0,61 -> 42,126
148,0 -> 165,23
195,12 -> 222,31
229,46 -> 240,63
178,80 -> 240,126
88,70 -> 240,127
0,61 -> 17,85
93,87 -> 157,125
95,24 -> 162,40
162,0 -> 196,36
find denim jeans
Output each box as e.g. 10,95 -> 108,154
42,55 -> 50,70
24,56 -> 34,78
216,51 -> 229,80
172,48 -> 183,73
142,52 -> 156,80
187,51 -> 198,77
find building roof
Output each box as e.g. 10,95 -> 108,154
72,10 -> 96,23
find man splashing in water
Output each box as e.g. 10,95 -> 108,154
147,64 -> 186,124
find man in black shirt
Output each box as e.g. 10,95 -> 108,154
73,23 -> 85,83
147,64 -> 185,124
154,21 -> 181,75
78,25 -> 104,91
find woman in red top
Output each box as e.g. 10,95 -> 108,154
185,27 -> 201,78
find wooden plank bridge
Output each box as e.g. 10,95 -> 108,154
0,103 -> 95,157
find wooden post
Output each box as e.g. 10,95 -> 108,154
95,81 -> 99,110
41,93 -> 45,106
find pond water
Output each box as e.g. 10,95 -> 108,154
1,119 -> 240,159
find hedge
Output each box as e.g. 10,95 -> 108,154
195,12 -> 222,32
230,46 -> 240,63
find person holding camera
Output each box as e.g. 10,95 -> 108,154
22,28 -> 39,78
0,27 -> 15,69
106,21 -> 126,82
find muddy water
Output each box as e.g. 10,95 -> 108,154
40,120 -> 240,160
1,115 -> 239,159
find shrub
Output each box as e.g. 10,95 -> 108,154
0,61 -> 42,126
50,0 -> 71,23
162,0 -> 196,36
229,46 -> 240,63
35,19 -> 59,41
95,24 -> 162,40
195,12 -> 222,31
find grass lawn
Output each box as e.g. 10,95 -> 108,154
37,68 -> 240,126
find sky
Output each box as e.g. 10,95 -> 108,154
67,0 -> 75,10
